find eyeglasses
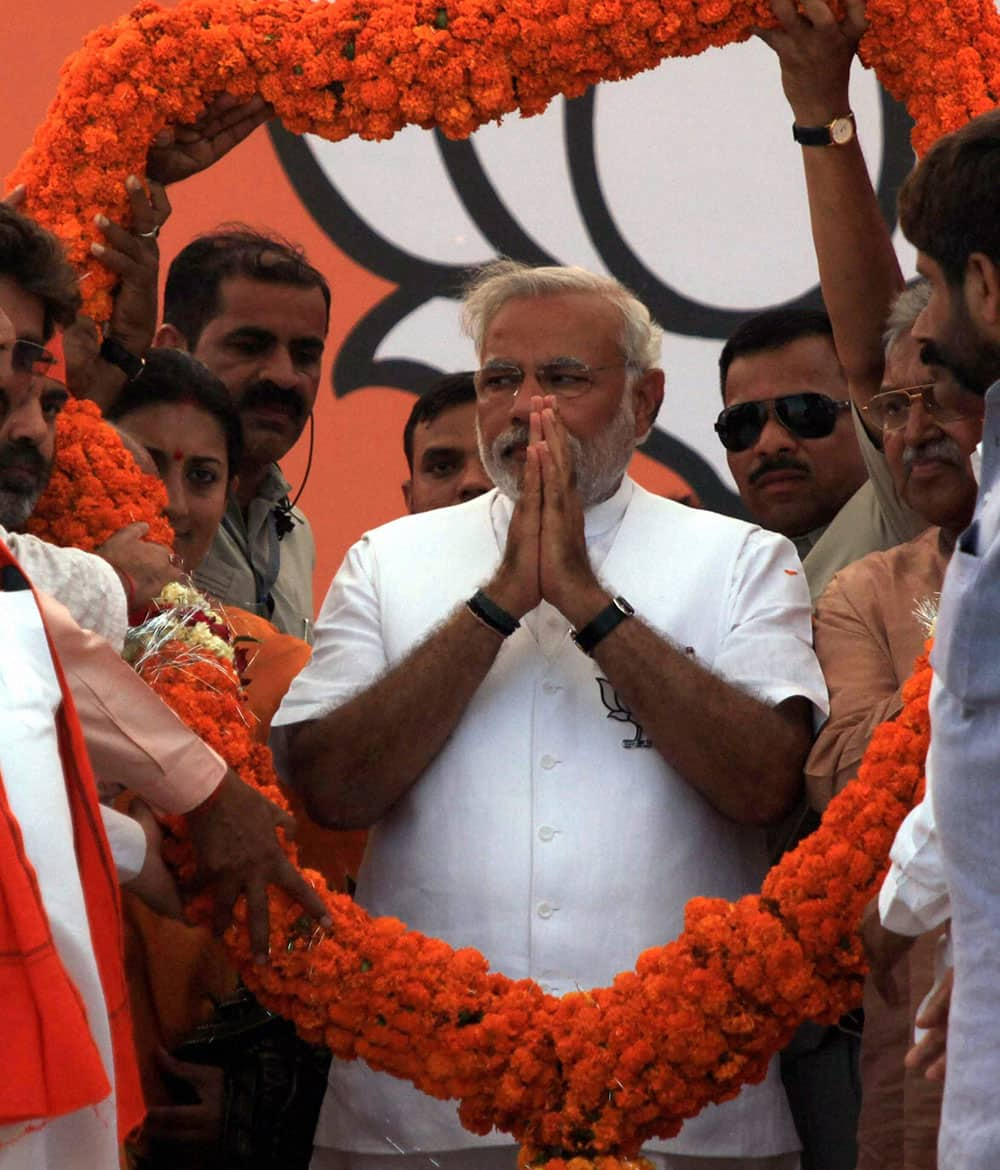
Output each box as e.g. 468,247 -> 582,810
6,339 -> 61,387
863,382 -> 980,432
714,392 -> 851,453
473,361 -> 631,401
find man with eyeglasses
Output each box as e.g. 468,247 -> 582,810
759,5 -> 988,1168
274,259 -> 828,1170
886,104 -> 1000,1170
0,213 -> 331,1167
806,284 -> 982,1170
0,204 -> 177,632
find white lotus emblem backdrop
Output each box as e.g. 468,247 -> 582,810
271,39 -> 918,513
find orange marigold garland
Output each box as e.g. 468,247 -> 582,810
7,0 -> 1000,319
31,402 -> 933,1168
28,397 -> 173,549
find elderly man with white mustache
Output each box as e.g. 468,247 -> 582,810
273,259 -> 828,1170
805,279 -> 983,1170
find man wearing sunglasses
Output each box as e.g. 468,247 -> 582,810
718,309 -> 869,591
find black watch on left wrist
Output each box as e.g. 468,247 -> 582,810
572,595 -> 635,656
792,112 -> 856,147
99,336 -> 145,381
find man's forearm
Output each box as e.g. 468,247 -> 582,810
800,136 -> 903,397
40,589 -> 227,810
588,615 -> 812,824
286,604 -> 507,829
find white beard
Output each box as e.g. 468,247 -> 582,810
478,390 -> 636,507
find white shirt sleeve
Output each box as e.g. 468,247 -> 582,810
270,538 -> 387,781
879,762 -> 951,935
99,805 -> 147,882
716,527 -> 830,722
0,527 -> 127,652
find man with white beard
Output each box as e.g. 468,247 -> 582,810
273,260 -> 827,1170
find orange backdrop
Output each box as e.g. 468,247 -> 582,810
1,2 -> 693,606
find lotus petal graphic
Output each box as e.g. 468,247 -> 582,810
271,41 -> 918,511
596,676 -> 652,749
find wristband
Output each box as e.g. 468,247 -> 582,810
99,335 -> 146,381
572,595 -> 635,655
466,588 -> 520,638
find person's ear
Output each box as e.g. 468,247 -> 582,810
965,253 -> 1000,332
153,322 -> 188,351
401,479 -> 413,512
631,368 -> 665,442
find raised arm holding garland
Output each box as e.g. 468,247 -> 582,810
758,0 -> 926,600
760,0 -> 903,425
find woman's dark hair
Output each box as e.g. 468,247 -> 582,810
106,347 -> 243,476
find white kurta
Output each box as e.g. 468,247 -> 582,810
273,479 -> 827,1162
878,758 -> 951,939
0,523 -> 126,652
927,381 -> 1000,1169
0,591 -> 119,1169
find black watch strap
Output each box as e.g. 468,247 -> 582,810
467,588 -> 520,638
792,112 -> 855,147
99,336 -> 145,381
572,595 -> 634,655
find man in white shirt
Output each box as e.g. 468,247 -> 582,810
894,107 -> 1000,1169
0,311 -> 327,1170
0,204 -> 181,616
274,261 -> 828,1170
0,211 -> 330,959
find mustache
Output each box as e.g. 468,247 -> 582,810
493,423 -> 529,458
903,435 -> 965,468
238,381 -> 306,423
748,454 -> 811,486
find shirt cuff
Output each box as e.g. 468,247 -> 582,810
100,805 -> 147,882
879,866 -> 952,936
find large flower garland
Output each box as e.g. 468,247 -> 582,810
32,398 -> 931,1168
6,0 -> 1000,320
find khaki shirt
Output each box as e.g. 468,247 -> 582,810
194,464 -> 315,642
802,407 -> 927,602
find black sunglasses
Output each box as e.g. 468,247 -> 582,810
715,392 -> 851,453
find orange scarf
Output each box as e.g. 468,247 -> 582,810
0,542 -> 143,1139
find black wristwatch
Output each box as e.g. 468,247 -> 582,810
99,335 -> 145,381
792,112 -> 856,147
572,595 -> 635,655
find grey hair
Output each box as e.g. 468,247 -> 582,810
883,279 -> 932,356
461,258 -> 663,370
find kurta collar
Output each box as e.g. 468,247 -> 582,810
491,474 -> 636,547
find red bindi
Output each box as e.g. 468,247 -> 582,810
172,449 -> 184,462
